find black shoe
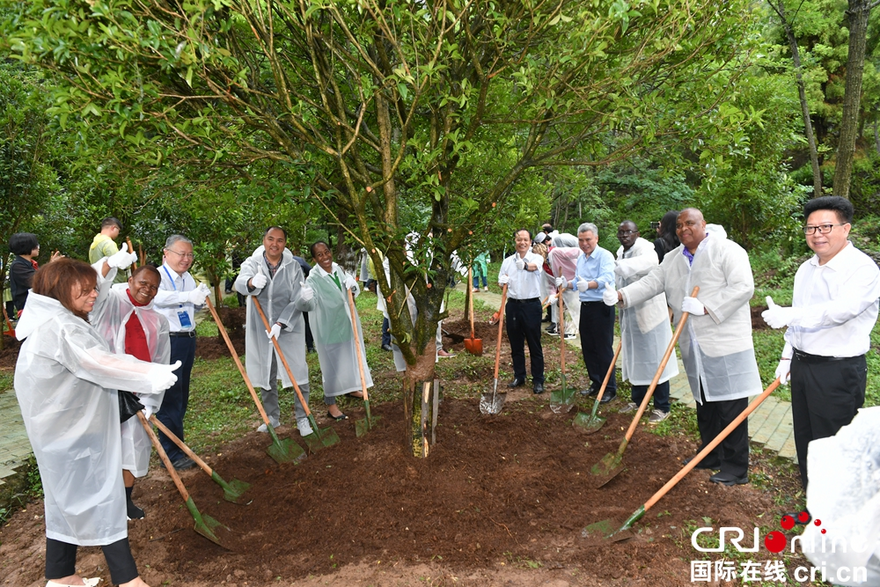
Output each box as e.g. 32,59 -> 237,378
533,382 -> 545,394
381,344 -> 393,351
126,499 -> 145,520
507,378 -> 525,388
580,386 -> 599,397
172,456 -> 196,471
545,324 -> 559,336
327,411 -> 348,421
599,392 -> 616,404
683,456 -> 721,470
710,471 -> 748,486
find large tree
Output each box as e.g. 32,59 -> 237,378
5,0 -> 757,454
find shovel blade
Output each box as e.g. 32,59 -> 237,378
303,426 -> 340,452
550,387 -> 576,413
479,389 -> 506,415
266,437 -> 307,464
573,411 -> 605,433
355,414 -> 382,437
582,518 -> 634,543
464,338 -> 483,356
185,497 -> 231,549
589,451 -> 625,488
211,471 -> 251,504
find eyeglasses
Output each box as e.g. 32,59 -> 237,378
803,223 -> 847,235
617,230 -> 637,236
165,248 -> 195,259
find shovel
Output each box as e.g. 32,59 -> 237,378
588,286 -> 698,488
136,411 -> 230,548
205,297 -> 306,464
2,305 -> 14,338
125,237 -> 138,270
346,287 -> 380,437
252,297 -> 340,453
149,415 -> 251,504
464,268 -> 483,356
480,283 -> 508,415
573,340 -> 622,432
550,290 -> 575,412
589,378 -> 782,540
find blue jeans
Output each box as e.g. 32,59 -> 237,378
472,275 -> 487,288
381,317 -> 391,346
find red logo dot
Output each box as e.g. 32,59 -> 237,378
765,531 -> 787,553
781,515 -> 795,530
814,519 -> 822,526
798,511 -> 811,523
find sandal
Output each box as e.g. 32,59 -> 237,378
327,411 -> 348,421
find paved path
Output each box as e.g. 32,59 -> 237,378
467,287 -> 797,462
0,289 -> 796,507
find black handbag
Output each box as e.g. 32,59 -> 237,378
118,390 -> 145,423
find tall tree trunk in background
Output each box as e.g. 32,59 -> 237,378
832,0 -> 878,200
769,0 -> 824,198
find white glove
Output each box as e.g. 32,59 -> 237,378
762,296 -> 803,329
107,243 -> 138,270
148,360 -> 182,393
344,275 -> 358,291
682,296 -> 705,315
266,323 -> 282,340
188,283 -> 210,305
498,274 -> 510,285
547,293 -> 558,306
515,257 -> 525,271
300,282 -> 315,302
775,358 -> 791,385
143,404 -> 155,419
602,283 -> 619,306
555,276 -> 568,290
250,272 -> 268,289
576,276 -> 589,293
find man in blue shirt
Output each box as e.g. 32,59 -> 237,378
558,222 -> 617,402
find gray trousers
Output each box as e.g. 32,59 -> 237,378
261,353 -> 310,423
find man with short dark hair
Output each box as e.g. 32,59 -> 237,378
762,196 -> 880,488
153,234 -> 209,470
235,227 -> 313,434
499,229 -> 545,394
89,217 -> 127,284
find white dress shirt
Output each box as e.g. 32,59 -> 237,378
499,251 -> 543,300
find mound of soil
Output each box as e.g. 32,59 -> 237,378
0,396 -> 806,587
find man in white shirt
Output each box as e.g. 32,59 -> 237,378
499,229 -> 545,394
762,196 -> 880,488
153,235 -> 210,470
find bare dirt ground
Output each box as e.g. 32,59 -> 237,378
1,300 -> 814,587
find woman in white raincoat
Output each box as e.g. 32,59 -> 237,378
91,260 -> 170,520
298,241 -> 373,420
14,259 -> 179,587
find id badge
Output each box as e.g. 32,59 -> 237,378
178,310 -> 193,328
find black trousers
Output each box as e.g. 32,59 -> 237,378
790,351 -> 866,488
579,301 -> 616,394
695,384 -> 749,477
156,335 -> 196,462
46,537 -> 138,585
505,298 -> 544,383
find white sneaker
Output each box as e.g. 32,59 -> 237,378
563,332 -> 577,340
619,402 -> 638,413
297,417 -> 313,436
649,409 -> 670,424
257,418 -> 280,432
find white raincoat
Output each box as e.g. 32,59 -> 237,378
234,246 -> 308,388
549,246 -> 582,335
14,293 -> 168,546
299,262 -> 373,396
91,264 -> 171,476
614,237 -> 678,385
619,230 -> 761,403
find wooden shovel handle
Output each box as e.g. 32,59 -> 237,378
643,378 -> 780,513
205,296 -> 273,425
347,286 -> 370,402
623,286 -> 699,442
137,411 -> 190,501
468,267 -> 475,339
493,284 -> 508,380
149,414 -> 213,476
593,340 -> 622,404
252,296 -> 312,418
558,289 -> 566,373
126,237 -> 137,270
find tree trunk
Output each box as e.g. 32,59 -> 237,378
832,0 -> 875,200
402,347 -> 440,458
769,0 -> 824,197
